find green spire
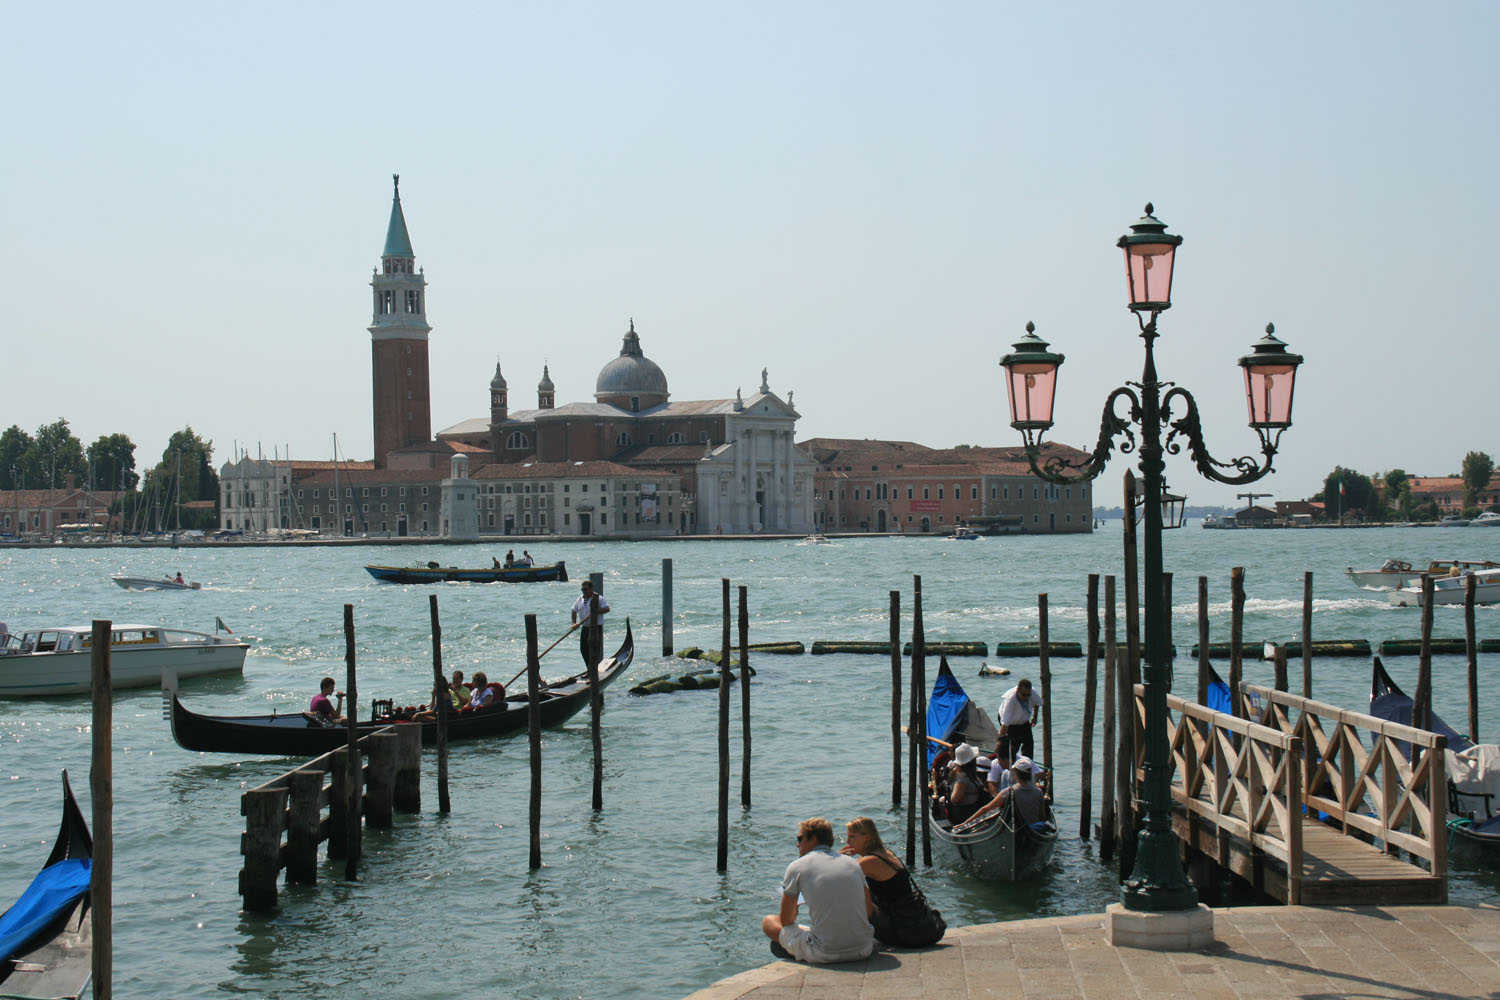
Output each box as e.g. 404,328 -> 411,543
383,173 -> 414,258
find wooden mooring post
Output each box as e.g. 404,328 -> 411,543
738,584 -> 751,810
1101,576 -> 1117,861
589,586 -> 604,812
1037,593 -> 1053,779
342,604 -> 361,880
527,614 -> 542,870
1197,576 -> 1210,706
90,620 -> 112,1000
913,574 -> 930,868
1415,576 -> 1435,732
1229,567 -> 1245,719
1302,571 -> 1314,698
1467,573 -> 1480,742
1080,575 -> 1099,841
662,558 -> 674,656
717,579 -> 731,872
429,594 -> 450,814
890,590 -> 902,810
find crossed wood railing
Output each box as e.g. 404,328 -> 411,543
1242,683 -> 1447,879
1134,682 -> 1448,904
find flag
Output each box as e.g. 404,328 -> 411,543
1339,480 -> 1346,497
216,616 -> 233,634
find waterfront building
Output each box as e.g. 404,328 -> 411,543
369,175 -> 432,471
0,476 -> 118,538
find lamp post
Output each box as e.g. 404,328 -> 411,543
1000,205 -> 1303,914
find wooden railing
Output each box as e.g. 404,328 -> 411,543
1243,683 -> 1447,880
1135,683 -> 1305,902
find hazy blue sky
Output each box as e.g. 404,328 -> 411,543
8,2 -> 1496,506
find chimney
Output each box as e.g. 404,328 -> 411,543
64,474 -> 76,490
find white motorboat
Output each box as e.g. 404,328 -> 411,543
1472,511 -> 1500,527
1201,514 -> 1237,529
1346,558 -> 1499,591
0,624 -> 247,696
111,575 -> 202,591
1387,568 -> 1500,607
1439,515 -> 1471,527
948,527 -> 981,540
798,533 -> 831,545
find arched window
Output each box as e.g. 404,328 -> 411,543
616,432 -> 633,447
667,432 -> 684,444
506,431 -> 531,450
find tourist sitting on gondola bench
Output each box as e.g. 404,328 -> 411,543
308,677 -> 345,724
942,743 -> 987,825
842,816 -> 945,947
958,755 -> 1049,830
461,671 -> 504,711
448,669 -> 470,709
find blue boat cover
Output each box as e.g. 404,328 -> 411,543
1369,685 -> 1474,755
926,661 -> 969,767
0,857 -> 90,963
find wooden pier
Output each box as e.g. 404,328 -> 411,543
1139,681 -> 1447,905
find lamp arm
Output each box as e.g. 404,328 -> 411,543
1025,386 -> 1141,484
1161,386 -> 1278,485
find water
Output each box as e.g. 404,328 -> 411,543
3,525 -> 1500,998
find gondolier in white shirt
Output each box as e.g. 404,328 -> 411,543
570,579 -> 611,669
996,678 -> 1042,762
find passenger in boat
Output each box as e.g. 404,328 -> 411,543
448,669 -> 470,709
571,579 -> 611,669
761,817 -> 875,964
521,550 -> 535,567
504,550 -> 516,568
962,755 -> 1049,830
309,677 -> 346,722
174,571 -> 184,584
464,671 -> 504,710
493,556 -> 502,569
842,816 -> 945,947
944,743 -> 987,825
985,740 -> 1014,797
996,678 -> 1042,761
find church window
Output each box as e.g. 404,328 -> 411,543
923,487 -> 930,500
506,432 -> 531,450
865,488 -> 871,501
405,290 -> 419,313
668,432 -> 684,444
907,487 -> 913,500
615,432 -> 632,447
938,487 -> 944,499
953,484 -> 961,498
971,486 -> 978,500
382,290 -> 395,314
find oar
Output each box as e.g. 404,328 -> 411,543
501,623 -> 580,690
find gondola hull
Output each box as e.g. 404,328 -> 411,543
167,621 -> 632,756
928,804 -> 1058,880
364,562 -> 567,584
0,771 -> 93,1000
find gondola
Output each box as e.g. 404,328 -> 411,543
364,561 -> 567,584
923,658 -> 1057,879
0,771 -> 93,1000
1369,657 -> 1500,858
166,620 -> 632,756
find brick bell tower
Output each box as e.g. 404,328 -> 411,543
368,174 -> 432,468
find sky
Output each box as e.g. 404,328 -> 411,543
7,2 -> 1497,506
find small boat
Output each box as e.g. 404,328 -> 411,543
1386,567 -> 1500,607
166,620 -> 633,756
948,527 -> 981,541
1439,515 -> 1470,527
1472,512 -> 1500,527
110,575 -> 201,591
1368,659 -> 1500,859
923,659 -> 1056,879
1346,558 -> 1500,591
364,561 -> 567,584
0,624 -> 247,697
798,533 -> 831,545
1201,514 -> 1237,529
0,771 -> 93,1000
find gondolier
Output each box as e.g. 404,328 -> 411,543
571,579 -> 611,670
996,678 -> 1042,762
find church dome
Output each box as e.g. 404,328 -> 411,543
490,362 -> 507,389
538,364 -> 554,392
595,320 -> 669,403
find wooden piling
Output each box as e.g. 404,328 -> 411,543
1102,576 -> 1117,862
1467,573 -> 1479,742
914,575 -> 930,868
364,732 -> 397,828
285,769 -> 322,885
342,604 -> 361,881
738,584 -> 751,810
1415,577 -> 1434,733
327,747 -> 349,861
1229,567 -> 1245,719
1123,472 -> 1142,690
394,724 -> 421,813
89,620 -> 112,1000
890,590 -> 902,810
662,558 -> 674,656
717,579 -> 731,873
429,594 -> 450,815
527,613 -> 542,870
1196,576 -> 1210,706
589,588 -> 604,812
1302,572 -> 1314,698
1115,565 -> 1136,878
1273,646 -> 1289,694
1080,574 -> 1099,842
240,787 -> 288,912
1038,593 -> 1053,779
905,594 -> 918,865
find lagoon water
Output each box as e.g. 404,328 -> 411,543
3,524 -> 1500,998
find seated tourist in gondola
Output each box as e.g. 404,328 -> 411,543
448,669 -> 470,709
958,755 -> 1049,830
943,743 -> 987,826
308,677 -> 345,724
842,816 -> 946,947
461,671 -> 504,711
985,739 -> 1013,797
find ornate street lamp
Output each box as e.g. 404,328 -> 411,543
999,205 -> 1303,916
1133,477 -> 1187,530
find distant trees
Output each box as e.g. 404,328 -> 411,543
1462,450 -> 1495,512
1382,468 -> 1411,520
0,421 -> 90,491
86,434 -> 139,492
1321,467 -> 1377,520
138,427 -> 219,530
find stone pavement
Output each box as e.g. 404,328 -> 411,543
683,904 -> 1500,999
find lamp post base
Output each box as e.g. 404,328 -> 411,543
1106,902 -> 1214,951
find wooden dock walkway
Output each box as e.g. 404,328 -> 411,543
1143,681 -> 1447,905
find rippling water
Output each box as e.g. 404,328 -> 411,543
3,525 -> 1499,998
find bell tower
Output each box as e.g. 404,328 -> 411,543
369,174 -> 432,468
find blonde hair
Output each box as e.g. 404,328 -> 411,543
799,817 -> 834,846
846,815 -> 902,869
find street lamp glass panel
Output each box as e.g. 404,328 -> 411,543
1123,242 -> 1176,311
1243,364 -> 1297,428
1005,363 -> 1059,429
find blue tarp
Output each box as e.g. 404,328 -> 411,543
0,857 -> 90,963
926,661 -> 969,767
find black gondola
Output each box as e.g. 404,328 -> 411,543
1369,657 -> 1500,858
166,620 -> 633,756
364,561 -> 567,584
0,771 -> 93,1000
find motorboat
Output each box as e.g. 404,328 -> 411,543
364,561 -> 567,584
1345,558 -> 1500,591
1201,514 -> 1237,529
948,527 -> 981,540
1439,515 -> 1470,527
1472,511 -> 1500,527
166,621 -> 633,756
0,624 -> 247,696
1387,567 -> 1500,607
798,533 -> 831,545
111,574 -> 201,591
